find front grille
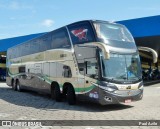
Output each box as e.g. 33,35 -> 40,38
114,89 -> 141,96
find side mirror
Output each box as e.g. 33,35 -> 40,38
81,42 -> 110,60
104,52 -> 110,60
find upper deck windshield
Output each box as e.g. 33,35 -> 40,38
93,22 -> 134,43
101,53 -> 142,83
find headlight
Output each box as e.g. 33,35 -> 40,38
105,87 -> 115,92
91,81 -> 117,92
138,85 -> 143,90
105,83 -> 118,92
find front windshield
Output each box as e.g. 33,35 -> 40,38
101,53 -> 142,82
94,22 -> 134,43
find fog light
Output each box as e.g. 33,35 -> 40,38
104,96 -> 112,102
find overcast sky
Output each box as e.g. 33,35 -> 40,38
0,0 -> 160,39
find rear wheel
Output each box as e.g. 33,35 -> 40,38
67,86 -> 76,105
51,84 -> 61,102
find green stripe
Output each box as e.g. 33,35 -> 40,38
8,71 -> 96,93
8,69 -> 20,78
74,85 -> 95,92
42,75 -> 95,93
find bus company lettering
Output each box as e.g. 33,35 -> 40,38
89,92 -> 99,99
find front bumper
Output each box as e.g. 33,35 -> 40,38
98,88 -> 143,105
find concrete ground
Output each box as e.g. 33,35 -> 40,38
0,83 -> 160,129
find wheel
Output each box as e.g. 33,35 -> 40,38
67,86 -> 76,105
16,81 -> 21,92
12,80 -> 17,91
51,84 -> 61,102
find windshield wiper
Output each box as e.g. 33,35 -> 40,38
116,74 -> 127,80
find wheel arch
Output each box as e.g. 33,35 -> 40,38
63,82 -> 75,95
50,81 -> 60,91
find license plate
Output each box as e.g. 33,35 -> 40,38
125,99 -> 131,103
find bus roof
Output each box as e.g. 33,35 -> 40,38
7,20 -> 124,51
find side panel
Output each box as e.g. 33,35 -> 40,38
42,62 -> 51,92
43,63 -> 50,77
24,64 -> 34,88
6,45 -> 100,104
34,63 -> 42,90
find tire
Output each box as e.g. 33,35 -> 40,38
51,84 -> 61,102
67,86 -> 76,105
12,80 -> 17,91
16,81 -> 21,92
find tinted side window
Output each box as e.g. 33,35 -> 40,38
39,35 -> 52,51
68,22 -> 95,45
31,40 -> 39,54
19,66 -> 25,73
86,58 -> 98,79
19,46 -> 22,57
30,41 -> 37,54
7,49 -> 11,60
12,48 -> 16,58
20,44 -> 25,57
62,65 -> 72,78
51,28 -> 71,49
9,50 -> 12,59
24,43 -> 30,56
35,40 -> 40,53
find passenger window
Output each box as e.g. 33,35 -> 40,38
19,46 -> 23,57
39,35 -> 52,51
51,28 -> 71,49
16,46 -> 20,58
30,41 -> 37,54
24,43 -> 30,56
39,40 -> 45,52
7,50 -> 11,59
62,65 -> 72,78
19,66 -> 25,73
12,48 -> 16,58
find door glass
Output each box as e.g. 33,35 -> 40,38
86,58 -> 98,79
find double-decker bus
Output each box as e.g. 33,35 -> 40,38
6,20 -> 143,105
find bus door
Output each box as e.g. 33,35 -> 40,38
84,57 -> 99,100
85,57 -> 98,83
74,45 -> 98,96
